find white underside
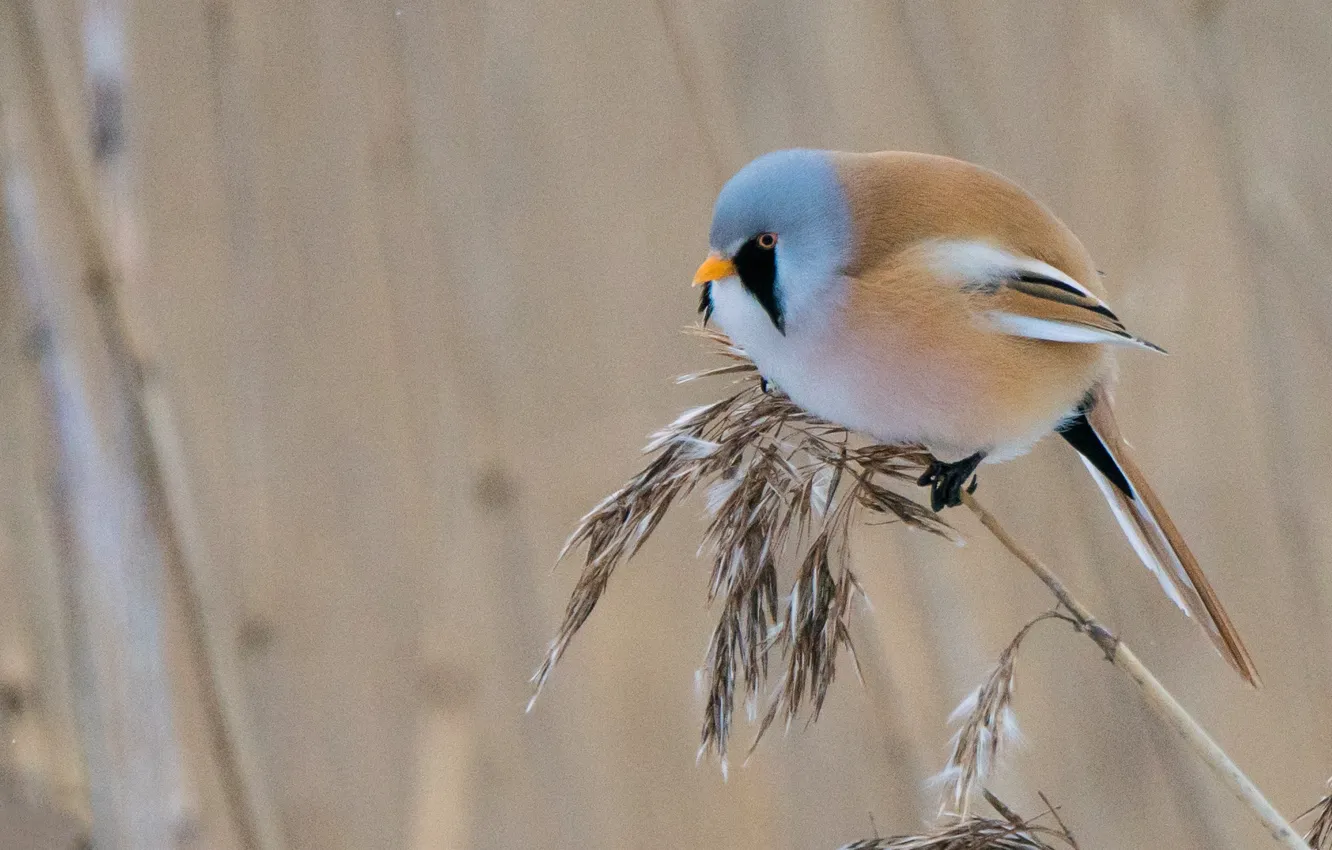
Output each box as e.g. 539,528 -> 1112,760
709,276 -> 1060,462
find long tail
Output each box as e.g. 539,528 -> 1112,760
1057,386 -> 1260,686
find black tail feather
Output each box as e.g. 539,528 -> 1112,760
1057,411 -> 1132,497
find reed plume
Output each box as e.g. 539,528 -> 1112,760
841,791 -> 1079,849
1302,780 -> 1332,850
934,613 -> 1071,814
531,329 -> 947,759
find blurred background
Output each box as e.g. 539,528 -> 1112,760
0,1 -> 1330,848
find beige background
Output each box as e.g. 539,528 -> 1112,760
1,1 -> 1331,848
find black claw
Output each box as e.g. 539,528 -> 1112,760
918,452 -> 985,511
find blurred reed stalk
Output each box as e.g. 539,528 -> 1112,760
0,2 -> 285,847
535,330 -> 1311,849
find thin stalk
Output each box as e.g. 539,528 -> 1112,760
962,491 -> 1309,850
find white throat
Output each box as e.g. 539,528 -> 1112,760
708,273 -> 866,432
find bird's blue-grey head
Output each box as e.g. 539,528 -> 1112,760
695,149 -> 853,335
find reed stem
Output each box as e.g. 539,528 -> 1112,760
961,492 -> 1309,850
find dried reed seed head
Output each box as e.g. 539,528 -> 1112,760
531,329 -> 952,757
1304,779 -> 1332,850
935,614 -> 1066,815
842,792 -> 1079,850
839,826 -> 1064,850
840,819 -> 1069,850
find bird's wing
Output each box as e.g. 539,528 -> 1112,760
985,272 -> 1165,352
929,240 -> 1165,352
1060,387 -> 1260,686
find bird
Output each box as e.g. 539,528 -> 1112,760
691,148 -> 1259,686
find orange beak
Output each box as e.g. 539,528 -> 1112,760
692,252 -> 737,286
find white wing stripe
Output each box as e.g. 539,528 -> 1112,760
930,240 -> 1100,301
983,311 -> 1153,349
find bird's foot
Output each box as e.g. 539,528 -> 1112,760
916,452 -> 985,511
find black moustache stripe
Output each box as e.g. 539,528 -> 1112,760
733,238 -> 784,334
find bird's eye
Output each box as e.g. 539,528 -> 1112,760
756,232 -> 777,250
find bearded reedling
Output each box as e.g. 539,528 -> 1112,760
693,149 -> 1258,685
